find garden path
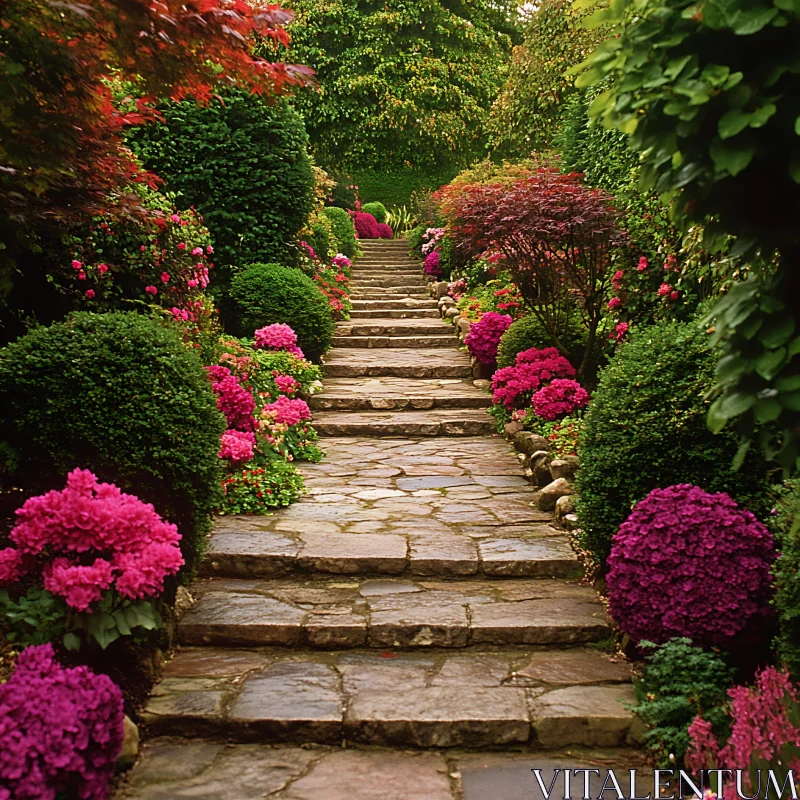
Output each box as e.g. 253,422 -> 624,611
119,240 -> 646,799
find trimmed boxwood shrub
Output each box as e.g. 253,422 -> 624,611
361,202 -> 388,224
322,207 -> 358,259
0,312 -> 225,573
575,318 -> 771,567
496,312 -> 588,368
230,263 -> 334,362
128,91 -> 314,286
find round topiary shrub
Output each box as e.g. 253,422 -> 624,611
0,312 -> 225,573
322,207 -> 358,259
607,484 -> 775,649
361,201 -> 388,224
574,318 -> 771,566
496,313 -> 588,368
229,263 -> 335,362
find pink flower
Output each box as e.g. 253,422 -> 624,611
670,290 -> 679,301
613,321 -> 629,342
423,250 -> 442,276
97,263 -> 108,274
160,272 -> 170,283
253,324 -> 304,358
607,296 -> 621,310
0,548 -> 26,584
206,245 -> 214,254
191,247 -> 203,256
205,367 -> 256,431
261,395 -> 311,426
464,312 -> 513,364
532,378 -> 590,420
331,253 -> 351,269
145,285 -> 158,296
637,257 -> 648,272
491,348 -> 576,410
140,245 -> 146,252
71,260 -> 82,270
274,374 -> 300,395
657,283 -> 672,297
177,242 -> 186,250
218,430 -> 256,463
170,213 -> 181,223
187,278 -> 199,288
42,557 -> 114,612
85,289 -> 95,299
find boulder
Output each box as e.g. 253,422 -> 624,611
456,318 -> 472,338
562,513 -> 580,532
537,478 -> 574,512
116,715 -> 139,770
445,306 -> 460,321
554,494 -> 576,527
511,431 -> 550,456
433,281 -> 450,299
530,450 -> 553,487
438,295 -> 455,308
473,379 -> 491,391
503,420 -> 524,437
550,456 -> 579,482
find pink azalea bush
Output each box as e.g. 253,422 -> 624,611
261,395 -> 311,427
686,667 -> 800,792
532,378 -> 590,420
0,469 -> 184,612
274,374 -> 300,395
353,212 -> 382,239
607,484 -> 775,648
424,250 -> 442,277
218,430 -> 256,463
491,347 -> 576,409
376,222 -> 394,239
0,643 -> 125,800
421,227 -> 445,255
465,312 -> 513,365
253,323 -> 304,358
205,365 -> 256,431
332,253 -> 352,270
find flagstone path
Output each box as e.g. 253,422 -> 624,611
119,239 -> 644,799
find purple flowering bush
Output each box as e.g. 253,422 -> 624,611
424,250 -> 442,277
607,484 -> 775,649
0,643 -> 124,799
465,312 -> 513,365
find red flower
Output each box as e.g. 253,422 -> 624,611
657,283 -> 672,297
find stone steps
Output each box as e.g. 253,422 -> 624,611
350,299 -> 438,310
351,292 -> 429,300
335,320 -> 453,337
331,335 -> 459,349
313,409 -> 494,436
323,348 -> 472,378
348,308 -> 440,319
142,646 -> 635,749
310,377 -> 490,411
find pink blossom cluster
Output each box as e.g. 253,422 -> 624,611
0,643 -> 125,800
421,227 -> 445,255
300,240 -> 318,260
424,250 -> 442,277
219,430 -> 256,463
332,253 -> 351,269
686,667 -> 800,788
448,278 -> 467,299
0,469 -> 184,611
261,395 -> 311,427
607,484 -> 775,648
253,324 -> 305,358
465,312 -> 513,364
205,365 -> 256,431
274,374 -> 300,395
353,212 -> 392,239
491,348 -> 576,409
531,378 -> 589,420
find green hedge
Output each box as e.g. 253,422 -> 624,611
361,202 -> 388,224
230,263 -> 334,362
354,169 -> 458,207
322,207 -> 358,259
0,312 -> 225,573
496,313 -> 588,368
575,318 -> 771,567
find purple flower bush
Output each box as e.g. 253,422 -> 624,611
353,212 -> 382,239
424,250 -> 442,277
376,223 -> 394,239
465,312 -> 513,365
532,378 -> 590,420
607,484 -> 775,648
491,347 -> 576,409
0,643 -> 124,800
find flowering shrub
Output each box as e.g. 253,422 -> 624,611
313,263 -> 352,320
607,484 -> 775,648
424,250 -> 442,277
254,323 -> 305,358
257,395 -> 321,462
491,347 -> 576,409
219,430 -> 256,463
421,227 -> 445,255
261,395 -> 311,427
376,222 -> 394,239
0,469 -> 183,649
686,667 -> 800,794
205,366 -> 256,432
218,461 -> 306,514
0,643 -> 125,800
352,211 -> 382,239
455,279 -> 525,320
465,311 -> 513,365
332,253 -> 352,271
496,312 -> 587,368
531,378 -> 589,420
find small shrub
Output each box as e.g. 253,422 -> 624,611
0,312 -> 224,573
424,251 -> 442,277
308,221 -> 332,264
218,461 -> 305,514
491,347 -> 576,409
531,378 -> 589,420
322,207 -> 359,259
353,212 -> 382,239
229,263 -> 334,362
575,318 -> 771,566
497,313 -> 588,368
633,638 -> 733,768
607,484 -> 775,649
0,643 -> 124,799
465,312 -> 513,365
361,201 -> 388,224
376,222 -> 394,239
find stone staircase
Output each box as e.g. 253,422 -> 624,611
119,239 -> 642,800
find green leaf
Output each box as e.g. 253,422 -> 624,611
718,109 -> 751,139
780,390 -> 800,411
748,103 -> 777,129
795,116 -> 800,135
63,632 -> 81,651
731,5 -> 778,34
754,396 -> 782,423
719,390 -> 757,418
760,315 -> 795,348
709,139 -> 755,175
755,347 -> 787,380
776,374 -> 800,392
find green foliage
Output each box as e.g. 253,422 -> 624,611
68,592 -> 161,651
634,638 -> 734,768
386,205 -> 419,236
354,169 -> 457,207
307,221 -> 332,264
229,263 -> 335,362
322,207 -> 359,259
0,587 -> 67,647
496,313 -> 588,368
488,0 -> 604,155
128,91 -> 314,286
283,0 -> 517,172
0,312 -> 224,573
770,480 -> 800,678
575,318 -> 771,566
218,460 -> 305,514
361,202 -> 388,224
578,0 -> 800,472
406,224 -> 428,256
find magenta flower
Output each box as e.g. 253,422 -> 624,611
160,272 -> 170,283
657,282 -> 672,297
423,250 -> 442,277
465,311 -> 513,364
205,366 -> 256,431
275,374 -> 300,395
191,246 -> 203,256
253,323 -> 304,358
607,296 -> 621,310
261,395 -> 311,426
531,378 -> 589,420
637,256 -> 648,272
71,260 -> 82,270
491,347 -> 575,409
145,285 -> 157,296
218,430 -> 256,463
177,242 -> 186,250
97,263 -> 109,274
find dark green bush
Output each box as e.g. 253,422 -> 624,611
230,263 -> 334,362
322,207 -> 358,259
634,638 -> 733,768
770,480 -> 800,679
361,202 -> 388,224
0,312 -> 224,573
354,169 -> 458,207
308,221 -> 332,264
128,91 -> 314,286
575,318 -> 771,566
496,312 -> 588,368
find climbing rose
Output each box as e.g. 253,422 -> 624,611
491,347 -> 576,410
637,256 -> 648,272
465,311 -> 513,364
0,643 -> 125,800
145,285 -> 157,295
160,272 -> 170,283
85,289 -> 95,299
531,378 -> 589,421
262,395 -> 311,426
607,484 -> 775,648
218,430 -> 256,463
253,323 -> 304,358
205,366 -> 256,431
